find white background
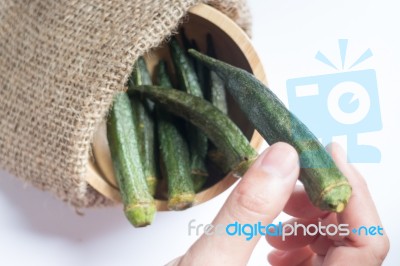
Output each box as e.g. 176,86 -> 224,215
1,0 -> 399,265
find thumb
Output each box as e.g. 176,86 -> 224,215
181,142 -> 299,266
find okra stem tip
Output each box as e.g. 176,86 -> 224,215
146,176 -> 158,196
318,182 -> 352,213
232,156 -> 258,178
124,202 -> 156,227
168,193 -> 195,211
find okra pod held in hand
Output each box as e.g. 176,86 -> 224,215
188,49 -> 351,213
107,93 -> 156,227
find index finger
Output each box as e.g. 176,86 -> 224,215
180,142 -> 300,265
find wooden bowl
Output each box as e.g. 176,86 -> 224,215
85,3 -> 267,211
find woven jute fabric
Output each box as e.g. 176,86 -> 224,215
0,0 -> 251,208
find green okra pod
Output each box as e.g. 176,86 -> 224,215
191,40 -> 207,95
107,93 -> 156,227
129,85 -> 258,177
128,57 -> 157,196
170,38 -> 208,191
188,49 -> 352,213
206,34 -> 228,114
203,34 -> 229,173
156,61 -> 195,210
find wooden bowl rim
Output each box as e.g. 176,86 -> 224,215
85,3 -> 267,211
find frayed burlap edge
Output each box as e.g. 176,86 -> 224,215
0,0 -> 251,208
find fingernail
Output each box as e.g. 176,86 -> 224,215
261,142 -> 298,179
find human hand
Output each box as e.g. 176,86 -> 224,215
267,143 -> 389,265
167,142 -> 389,266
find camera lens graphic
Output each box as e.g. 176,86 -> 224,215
327,81 -> 371,125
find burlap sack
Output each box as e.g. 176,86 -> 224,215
0,0 -> 251,208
